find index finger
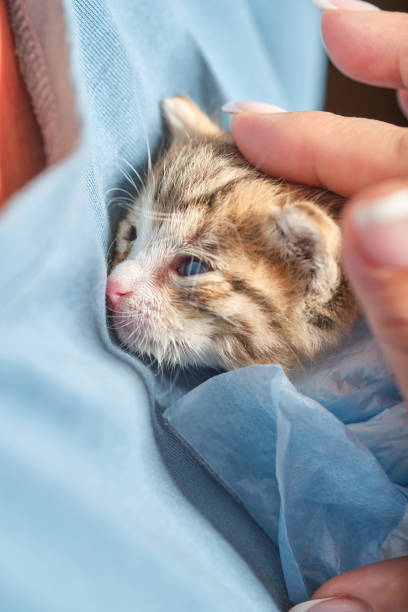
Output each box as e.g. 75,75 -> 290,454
321,10 -> 408,90
232,110 -> 408,196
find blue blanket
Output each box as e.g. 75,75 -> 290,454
164,318 -> 408,604
4,1 -> 395,610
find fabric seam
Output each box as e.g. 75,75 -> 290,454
5,0 -> 64,164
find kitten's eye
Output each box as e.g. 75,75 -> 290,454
177,257 -> 212,276
128,226 -> 137,241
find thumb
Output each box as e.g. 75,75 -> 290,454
290,557 -> 408,612
343,180 -> 408,400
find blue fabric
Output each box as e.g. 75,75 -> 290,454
165,319 -> 408,604
0,1 -> 326,610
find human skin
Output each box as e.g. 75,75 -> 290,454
0,0 -> 45,208
228,4 -> 408,612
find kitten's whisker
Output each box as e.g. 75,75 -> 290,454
107,198 -> 134,209
105,186 -> 136,199
128,203 -> 173,221
119,166 -> 139,194
106,319 -> 133,328
119,156 -> 146,191
107,194 -> 135,204
107,201 -> 135,214
110,320 -> 135,331
134,106 -> 153,175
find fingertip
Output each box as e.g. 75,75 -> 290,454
312,557 -> 408,612
342,180 -> 408,263
234,109 -> 408,198
396,90 -> 408,120
320,10 -> 362,81
232,109 -> 311,186
320,10 -> 408,90
231,111 -> 280,174
232,110 -> 326,188
341,180 -> 408,400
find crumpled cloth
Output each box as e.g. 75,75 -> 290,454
164,318 -> 408,604
0,1 -> 328,610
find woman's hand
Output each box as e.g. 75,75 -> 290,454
227,4 -> 408,401
225,3 -> 408,611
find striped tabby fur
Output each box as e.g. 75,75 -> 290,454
108,96 -> 357,370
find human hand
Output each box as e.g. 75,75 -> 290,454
224,2 -> 408,611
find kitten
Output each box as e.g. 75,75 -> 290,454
107,96 -> 357,370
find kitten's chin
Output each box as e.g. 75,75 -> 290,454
133,336 -> 229,371
113,309 -> 247,370
112,313 -> 160,357
149,345 -> 225,370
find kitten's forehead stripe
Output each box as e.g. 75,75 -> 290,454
152,138 -> 256,217
201,178 -> 246,208
229,278 -> 281,321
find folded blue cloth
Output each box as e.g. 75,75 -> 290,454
0,1 -> 327,610
164,318 -> 408,604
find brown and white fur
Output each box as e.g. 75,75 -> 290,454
106,96 -> 357,370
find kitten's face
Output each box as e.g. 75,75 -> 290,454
107,97 -> 356,370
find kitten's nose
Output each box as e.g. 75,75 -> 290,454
106,279 -> 133,308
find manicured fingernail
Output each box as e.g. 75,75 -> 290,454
313,0 -> 379,10
222,101 -> 287,114
289,597 -> 371,611
353,189 -> 408,268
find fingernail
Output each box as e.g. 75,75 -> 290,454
222,101 -> 287,114
353,189 -> 408,268
313,0 -> 379,10
289,596 -> 371,611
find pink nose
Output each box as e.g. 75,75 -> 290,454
106,279 -> 133,308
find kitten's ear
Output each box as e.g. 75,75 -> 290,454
268,201 -> 342,302
162,96 -> 223,145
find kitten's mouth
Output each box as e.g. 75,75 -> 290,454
112,306 -> 160,348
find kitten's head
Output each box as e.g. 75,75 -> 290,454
107,96 -> 356,370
